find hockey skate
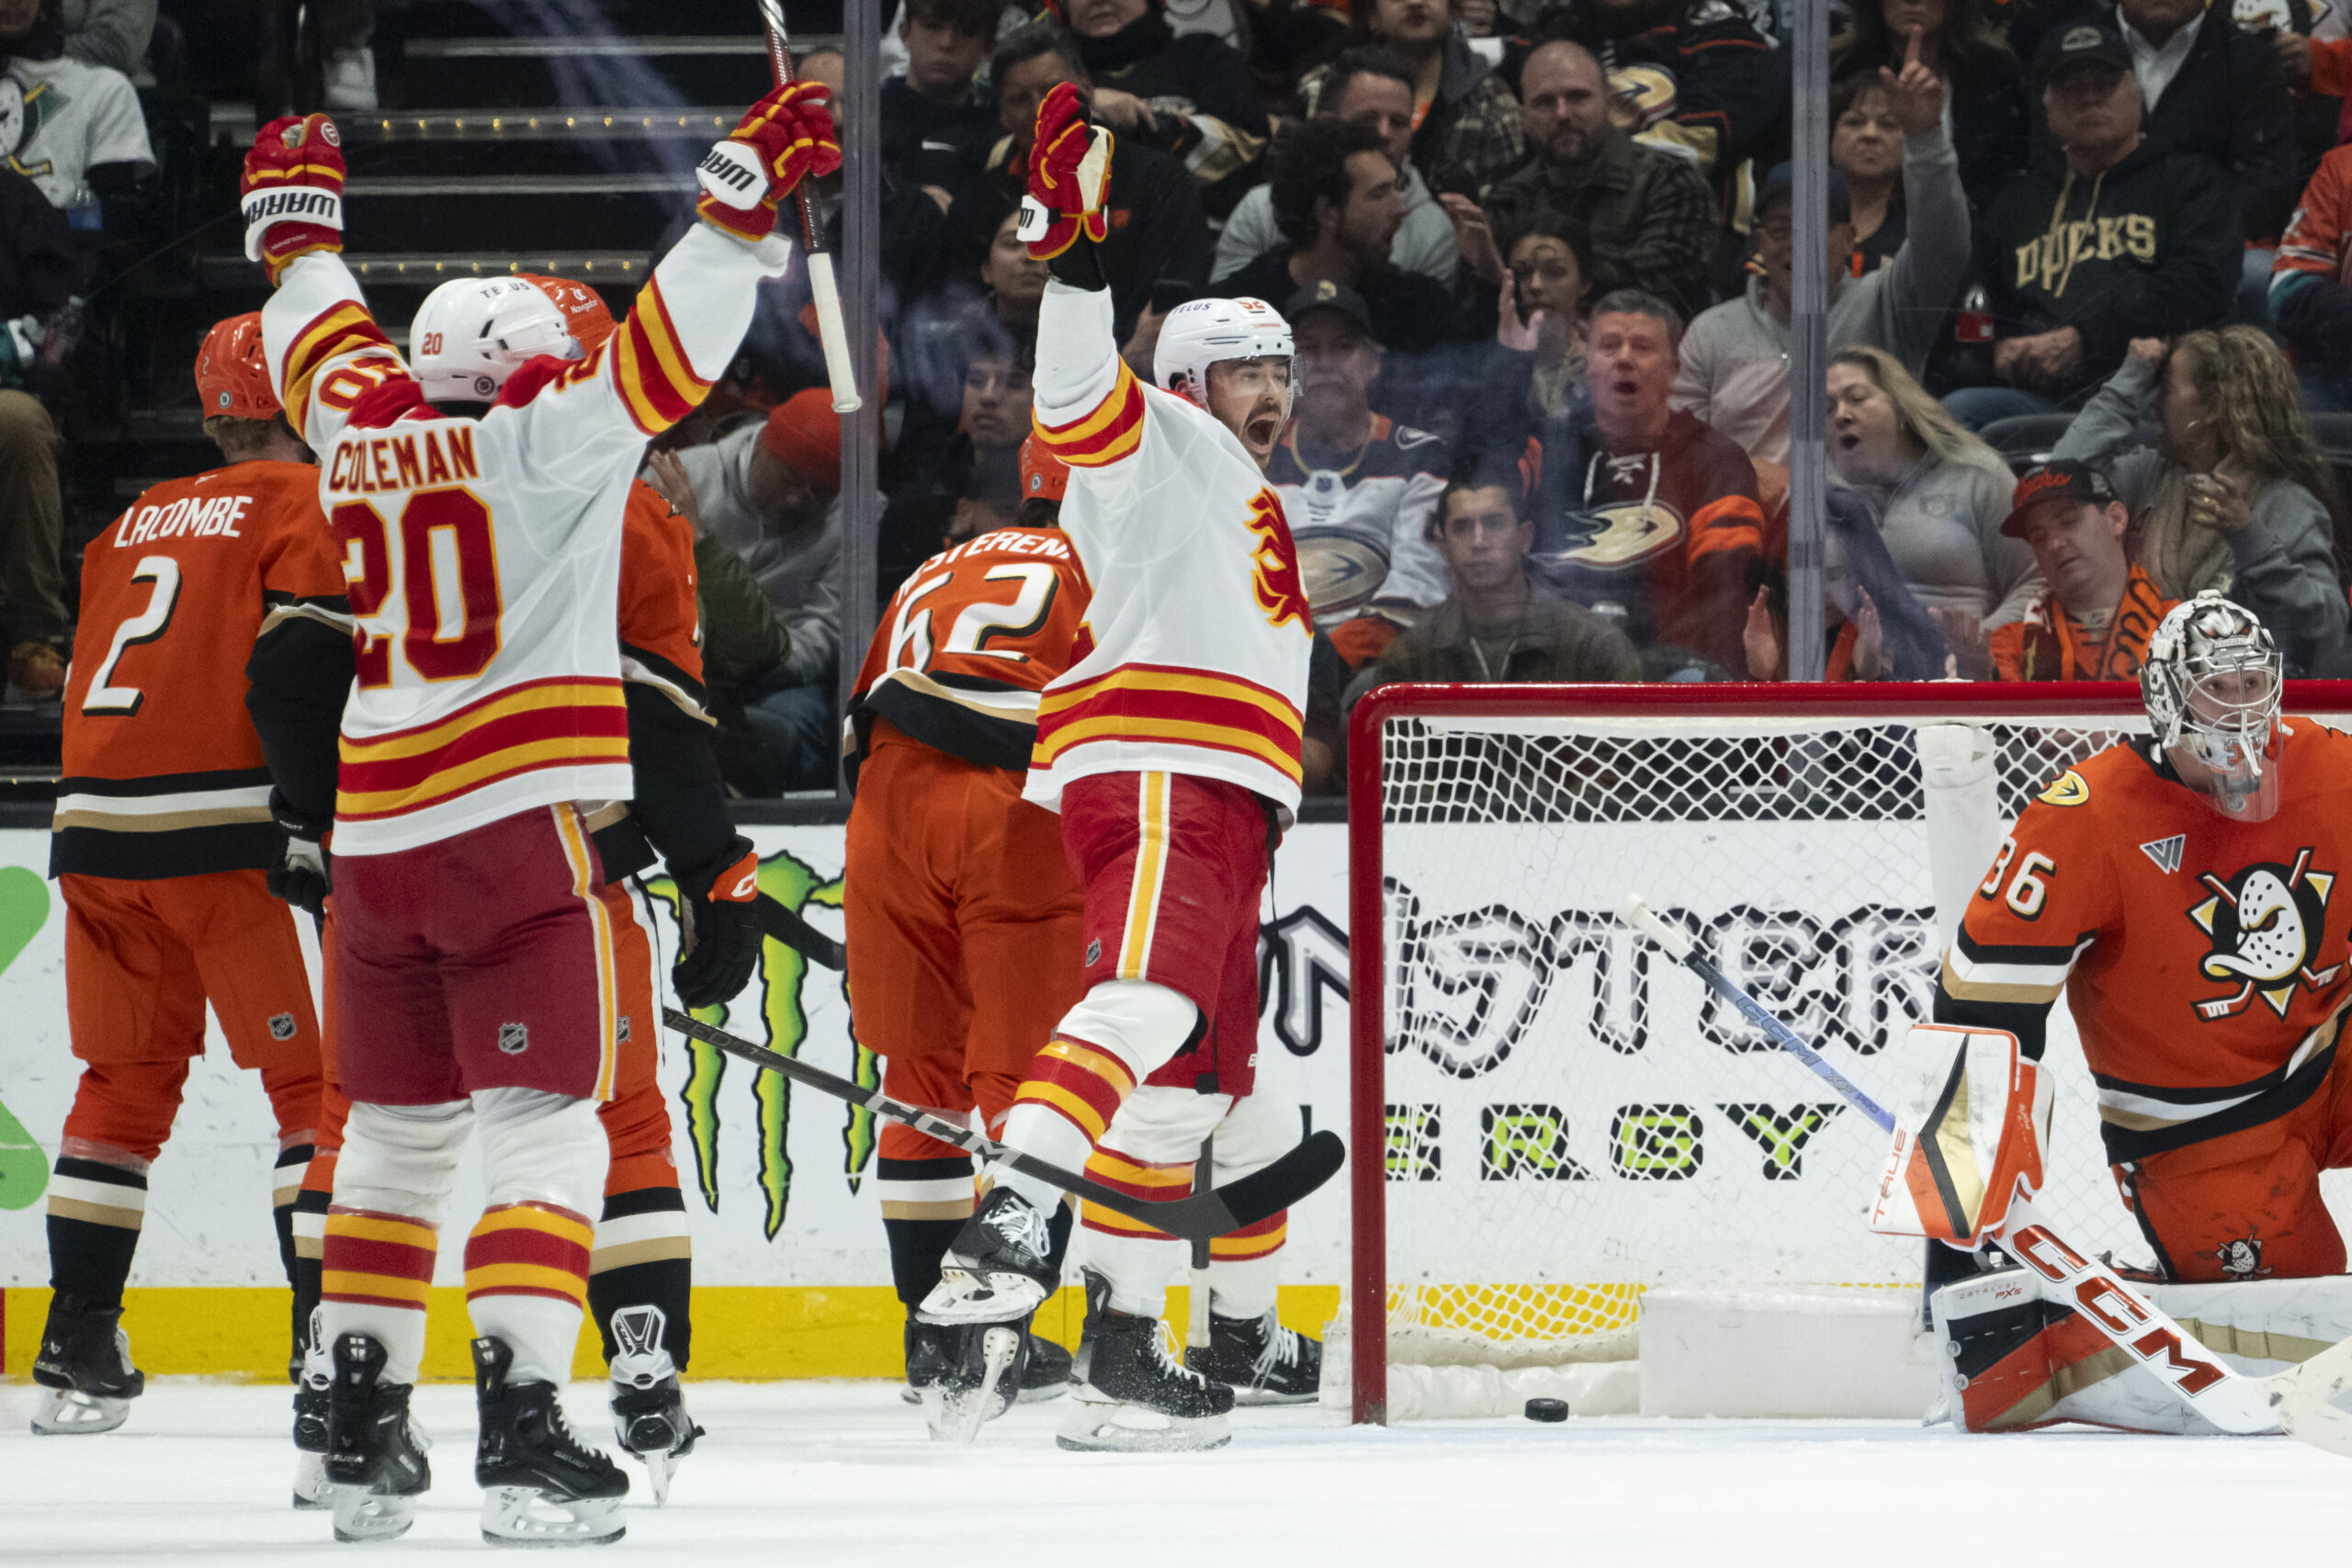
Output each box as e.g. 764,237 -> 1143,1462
917,1187 -> 1059,1327
291,1311 -> 332,1509
1184,1307 -> 1323,1405
1020,1331 -> 1074,1402
607,1306 -> 700,1506
29,1293 -> 144,1435
324,1332 -> 431,1543
473,1336 -> 628,1546
1057,1269 -> 1233,1452
906,1313 -> 1032,1444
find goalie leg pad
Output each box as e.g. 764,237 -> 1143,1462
1933,1269 -> 2352,1433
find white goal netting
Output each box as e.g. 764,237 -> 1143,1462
1353,694 -> 2340,1418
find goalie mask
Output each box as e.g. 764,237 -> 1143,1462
1153,295 -> 1293,423
409,276 -> 580,404
2143,590 -> 2285,823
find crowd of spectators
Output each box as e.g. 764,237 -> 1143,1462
22,0 -> 2352,801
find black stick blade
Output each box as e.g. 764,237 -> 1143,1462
1200,1130 -> 1345,1233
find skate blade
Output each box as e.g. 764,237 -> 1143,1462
481,1485 -> 625,1547
331,1486 -> 418,1542
1054,1395 -> 1231,1454
28,1387 -> 131,1436
927,1327 -> 1021,1445
637,1445 -> 678,1507
1014,1379 -> 1070,1404
915,1266 -> 1047,1326
1228,1384 -> 1319,1407
292,1450 -> 332,1510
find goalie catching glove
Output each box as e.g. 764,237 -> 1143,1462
671,836 -> 762,1009
694,82 -> 842,245
241,114 -> 345,283
1018,81 -> 1113,260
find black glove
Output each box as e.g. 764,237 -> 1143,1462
266,793 -> 331,919
672,834 -> 761,1010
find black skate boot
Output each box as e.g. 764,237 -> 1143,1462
607,1306 -> 700,1508
473,1336 -> 628,1546
30,1293 -> 144,1435
1057,1269 -> 1233,1452
906,1310 -> 1032,1444
324,1333 -> 431,1543
1020,1331 -> 1074,1402
917,1187 -> 1058,1328
1184,1308 -> 1323,1405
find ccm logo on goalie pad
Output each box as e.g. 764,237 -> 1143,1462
2007,1224 -> 2229,1395
695,141 -> 764,207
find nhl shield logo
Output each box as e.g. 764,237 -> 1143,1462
268,1011 -> 297,1042
2187,848 -> 2342,1019
497,1021 -> 529,1055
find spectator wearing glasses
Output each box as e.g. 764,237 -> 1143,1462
1217,47 -> 1463,288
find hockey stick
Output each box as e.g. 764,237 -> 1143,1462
1616,894 -> 2352,1455
756,892 -> 844,971
662,1007 -> 1345,1242
753,0 -> 860,413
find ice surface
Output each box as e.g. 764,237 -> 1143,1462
4,1378 -> 2349,1565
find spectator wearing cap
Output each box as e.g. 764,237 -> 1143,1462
1454,40 -> 1718,321
970,21 -> 1212,347
1832,0 -> 2029,212
1343,474 -> 1645,709
1320,0 -> 1525,200
0,165 -> 71,697
675,392 -> 874,791
1268,281 -> 1453,649
1216,47 -> 1462,289
1220,117 -> 1472,357
1939,459 -> 2178,681
2047,328 -> 2346,675
2027,0 -> 2298,248
1945,18 -> 2239,429
1059,0 -> 1270,216
882,0 -> 1004,209
1527,0 -> 1789,195
1673,41 -> 1968,467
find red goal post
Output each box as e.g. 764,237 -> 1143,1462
1344,681 -> 2352,1425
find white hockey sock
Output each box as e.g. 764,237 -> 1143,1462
322,1099 -> 471,1385
991,1105 -> 1096,1213
1209,1252 -> 1281,1321
989,980 -> 1201,1212
1085,1228 -> 1186,1320
466,1089 -> 606,1387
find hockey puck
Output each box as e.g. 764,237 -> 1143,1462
1524,1397 -> 1569,1423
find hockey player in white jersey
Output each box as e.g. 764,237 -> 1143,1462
915,81 -> 1317,1452
236,92 -> 833,1543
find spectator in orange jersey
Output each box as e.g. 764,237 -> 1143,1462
30,313 -> 347,1438
1955,459 -> 2179,682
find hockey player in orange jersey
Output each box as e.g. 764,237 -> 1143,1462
1937,593 -> 2352,1302
31,312 -> 347,1437
237,93 -> 826,1543
283,276 -> 746,1509
844,434 -> 1093,1438
914,81 -> 1316,1453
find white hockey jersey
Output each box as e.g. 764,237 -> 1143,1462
262,227 -> 784,854
1024,281 -> 1313,812
1266,415 -> 1449,627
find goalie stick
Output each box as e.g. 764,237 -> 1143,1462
1615,893 -> 2352,1457
661,1007 -> 1345,1242
753,0 -> 860,412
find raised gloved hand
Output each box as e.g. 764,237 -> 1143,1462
694,82 -> 842,244
241,114 -> 345,283
266,795 -> 332,919
1019,81 -> 1113,261
672,835 -> 762,1009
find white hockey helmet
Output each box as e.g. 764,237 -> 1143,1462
2142,589 -> 2284,819
1153,295 -> 1293,411
408,276 -> 579,403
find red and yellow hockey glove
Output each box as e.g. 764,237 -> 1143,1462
1019,81 -> 1113,260
695,82 -> 842,244
241,113 -> 345,283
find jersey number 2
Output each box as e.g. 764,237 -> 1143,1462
80,556 -> 183,716
331,490 -> 503,686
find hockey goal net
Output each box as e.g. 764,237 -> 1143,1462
1343,682 -> 2352,1422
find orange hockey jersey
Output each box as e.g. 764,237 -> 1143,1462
851,525 -> 1092,774
52,458 -> 350,879
1936,719 -> 2352,1164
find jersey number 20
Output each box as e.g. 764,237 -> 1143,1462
331,490 -> 503,686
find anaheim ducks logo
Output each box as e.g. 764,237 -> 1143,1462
2187,849 -> 2344,1020
1607,64 -> 1679,131
1245,488 -> 1312,635
1558,500 -> 1685,569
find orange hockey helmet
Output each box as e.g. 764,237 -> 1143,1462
522,273 -> 617,355
1019,433 -> 1069,504
194,312 -> 281,421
